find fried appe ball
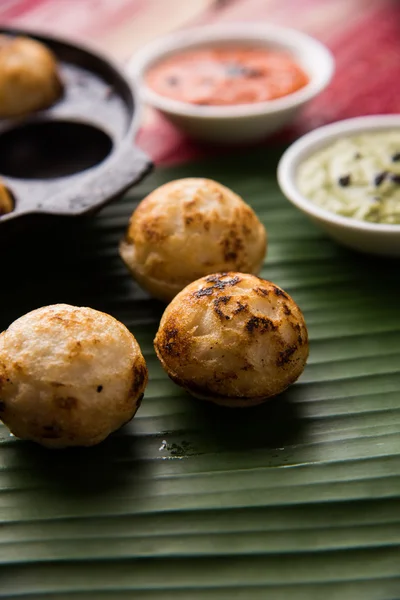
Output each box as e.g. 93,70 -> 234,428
0,305 -> 148,448
119,178 -> 267,302
0,35 -> 62,118
0,181 -> 13,216
154,273 -> 308,407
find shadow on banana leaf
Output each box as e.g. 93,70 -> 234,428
2,426 -> 146,493
191,390 -> 304,451
153,385 -> 306,465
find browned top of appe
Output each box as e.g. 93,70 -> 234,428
0,35 -> 62,118
120,178 -> 267,302
154,272 -> 308,406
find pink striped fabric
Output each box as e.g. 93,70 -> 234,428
1,0 -> 399,163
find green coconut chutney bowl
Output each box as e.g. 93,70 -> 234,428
278,115 -> 400,257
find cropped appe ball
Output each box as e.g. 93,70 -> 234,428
0,305 -> 148,448
0,181 -> 13,215
154,273 -> 308,407
120,178 -> 267,302
0,35 -> 62,118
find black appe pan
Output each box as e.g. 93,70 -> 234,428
0,27 -> 152,233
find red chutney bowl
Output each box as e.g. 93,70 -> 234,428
128,24 -> 334,144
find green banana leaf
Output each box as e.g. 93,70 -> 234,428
1,148 -> 400,599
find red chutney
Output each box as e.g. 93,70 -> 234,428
146,46 -> 309,106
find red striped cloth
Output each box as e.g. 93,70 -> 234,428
1,0 -> 399,164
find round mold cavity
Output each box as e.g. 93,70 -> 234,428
0,120 -> 113,180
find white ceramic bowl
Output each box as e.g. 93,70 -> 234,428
278,115 -> 400,257
127,24 -> 334,143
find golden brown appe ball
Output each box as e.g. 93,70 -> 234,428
0,35 -> 62,118
119,178 -> 267,302
154,272 -> 308,407
0,181 -> 13,215
0,304 -> 148,448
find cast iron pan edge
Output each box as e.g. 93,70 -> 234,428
0,27 -> 153,229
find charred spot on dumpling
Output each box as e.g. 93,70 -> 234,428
213,295 -> 232,319
276,345 -> 298,367
194,287 -> 214,298
233,301 -> 247,315
220,228 -> 245,262
255,286 -> 269,297
246,316 -> 277,334
206,273 -> 239,286
131,362 -> 148,397
162,325 -> 181,357
294,322 -> 305,345
273,286 -> 289,299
